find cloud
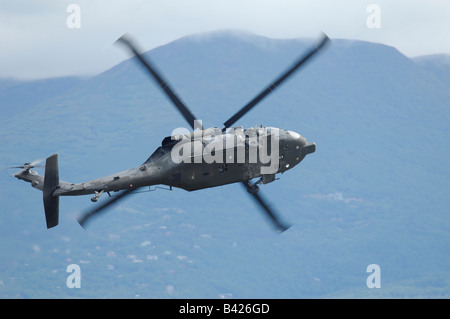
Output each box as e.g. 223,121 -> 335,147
116,205 -> 142,213
304,192 -> 364,204
1,0 -> 449,79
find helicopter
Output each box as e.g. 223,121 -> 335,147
12,33 -> 329,232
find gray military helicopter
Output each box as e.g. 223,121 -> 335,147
12,33 -> 329,232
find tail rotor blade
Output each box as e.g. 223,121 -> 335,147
30,158 -> 44,167
3,158 -> 44,170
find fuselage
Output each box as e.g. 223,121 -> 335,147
17,126 -> 314,197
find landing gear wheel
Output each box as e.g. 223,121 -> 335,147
247,185 -> 259,194
91,190 -> 104,202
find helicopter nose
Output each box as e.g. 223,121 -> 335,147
286,130 -> 315,157
287,130 -> 307,148
278,130 -> 314,172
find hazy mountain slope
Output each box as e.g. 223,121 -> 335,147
0,76 -> 84,121
0,31 -> 449,298
413,53 -> 450,87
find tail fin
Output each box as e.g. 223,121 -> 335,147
43,154 -> 59,228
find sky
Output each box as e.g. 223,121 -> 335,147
1,0 -> 449,79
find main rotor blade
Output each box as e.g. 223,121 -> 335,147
116,34 -> 201,130
241,182 -> 291,232
77,188 -> 136,228
223,33 -> 330,129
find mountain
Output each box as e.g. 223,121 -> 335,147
413,53 -> 450,88
0,76 -> 85,120
0,30 -> 449,298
